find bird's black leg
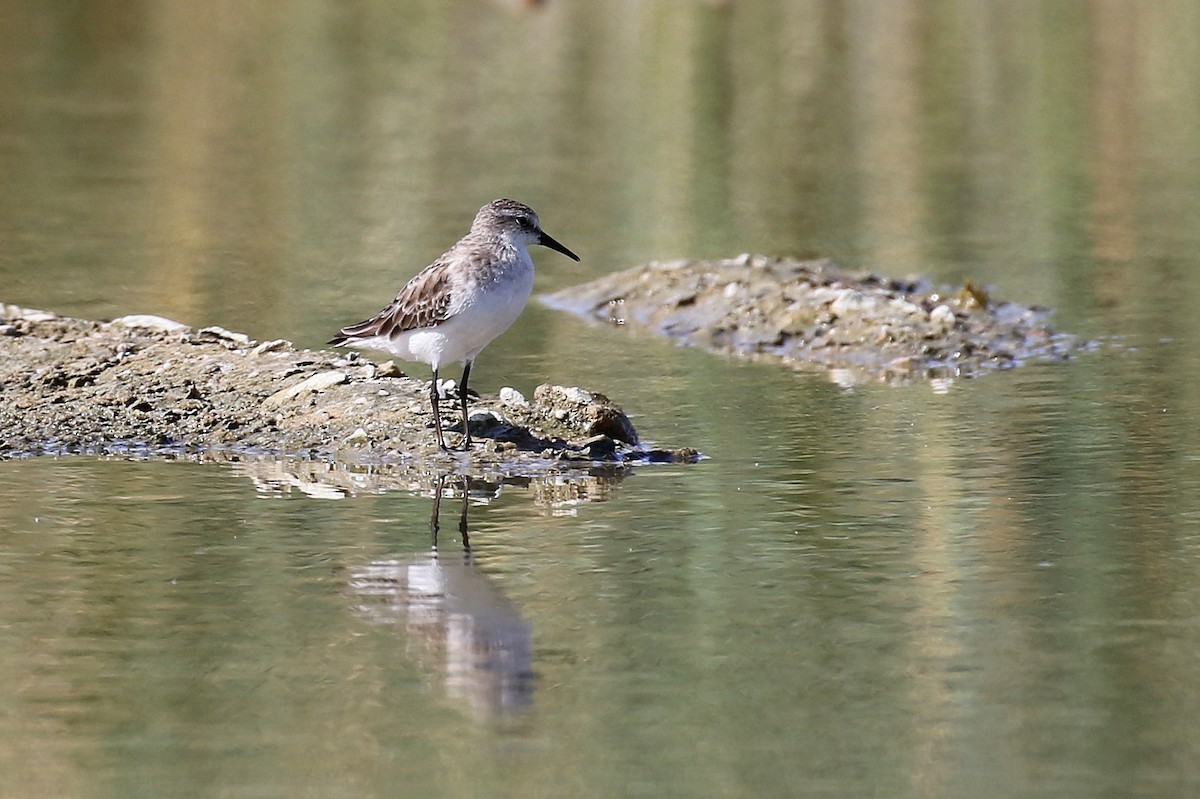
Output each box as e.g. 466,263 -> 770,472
459,361 -> 473,450
430,367 -> 448,451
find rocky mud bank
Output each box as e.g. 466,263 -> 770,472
0,303 -> 695,473
543,255 -> 1085,384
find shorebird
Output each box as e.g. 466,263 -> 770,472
329,198 -> 580,451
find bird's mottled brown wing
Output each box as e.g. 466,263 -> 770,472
330,260 -> 455,344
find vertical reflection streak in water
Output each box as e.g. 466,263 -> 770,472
430,474 -> 471,555
349,476 -> 534,723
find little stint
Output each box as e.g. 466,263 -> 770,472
330,198 -> 580,451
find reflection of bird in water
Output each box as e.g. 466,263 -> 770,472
429,474 -> 472,551
348,476 -> 535,721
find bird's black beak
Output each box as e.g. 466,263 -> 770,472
538,231 -> 581,262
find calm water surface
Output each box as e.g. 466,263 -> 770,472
3,2 -> 1200,797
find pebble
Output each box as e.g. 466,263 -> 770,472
929,304 -> 956,331
556,386 -> 595,405
110,314 -> 189,333
263,370 -> 348,406
251,339 -> 292,355
830,289 -> 876,316
499,386 -> 528,407
375,360 -> 404,378
15,309 -> 59,323
198,326 -> 252,346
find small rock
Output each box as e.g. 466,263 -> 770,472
830,289 -> 876,316
888,298 -> 925,320
929,304 -> 956,331
343,427 -> 370,444
198,326 -> 252,346
533,384 -> 639,445
16,309 -> 59,323
251,339 -> 292,355
553,386 -> 594,405
375,360 -> 404,378
110,314 -> 190,333
499,386 -> 529,407
263,370 -> 348,406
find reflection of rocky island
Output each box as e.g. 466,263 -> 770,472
0,302 -> 697,468
544,255 -> 1085,385
348,479 -> 534,721
222,453 -> 624,508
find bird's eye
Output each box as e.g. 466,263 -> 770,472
515,215 -> 531,227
